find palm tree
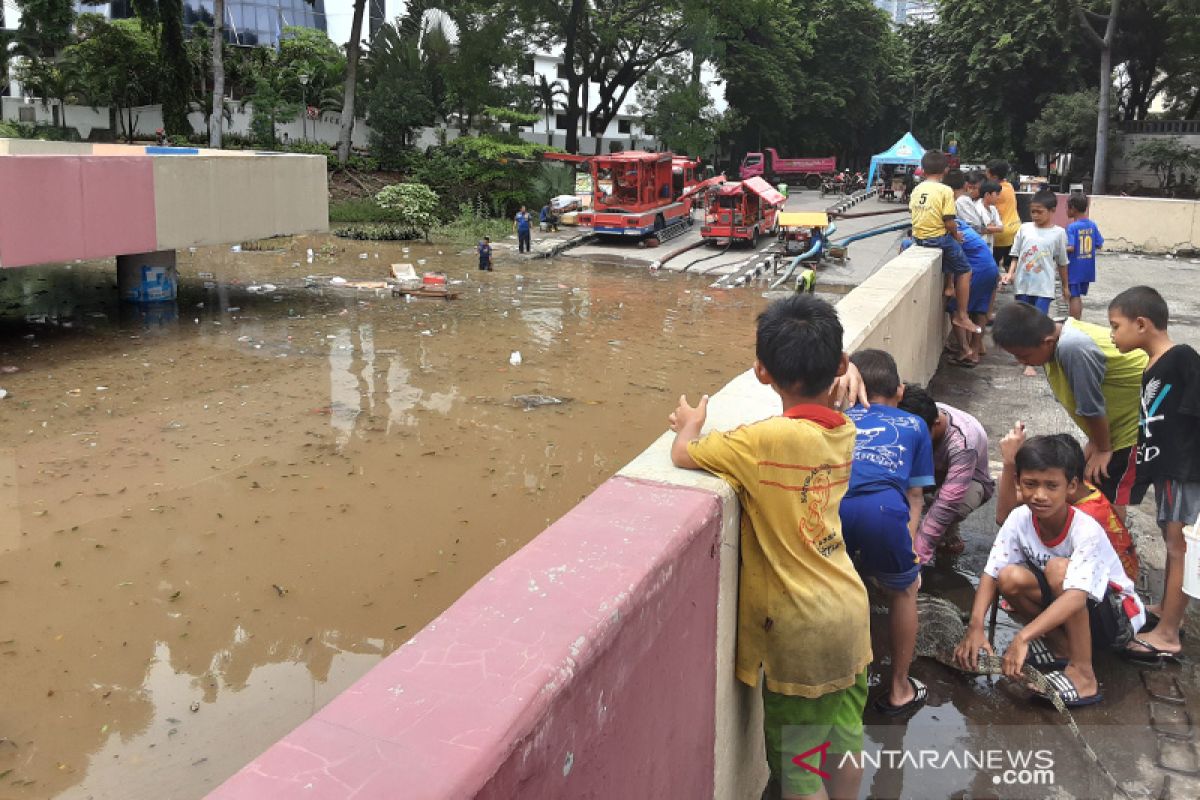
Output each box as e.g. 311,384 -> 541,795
534,74 -> 566,148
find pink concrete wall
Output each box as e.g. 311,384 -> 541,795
209,477 -> 722,800
0,156 -> 157,269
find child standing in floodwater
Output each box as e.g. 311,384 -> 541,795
669,295 -> 870,800
477,237 -> 493,271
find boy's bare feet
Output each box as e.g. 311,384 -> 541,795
952,315 -> 981,334
1022,366 -> 1038,377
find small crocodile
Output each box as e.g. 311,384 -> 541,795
916,595 -> 1135,799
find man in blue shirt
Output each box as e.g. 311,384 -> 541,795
1066,193 -> 1104,320
842,349 -> 936,716
514,206 -> 533,253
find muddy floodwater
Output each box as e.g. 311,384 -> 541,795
0,236 -> 766,798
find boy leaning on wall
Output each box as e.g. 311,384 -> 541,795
669,295 -> 871,800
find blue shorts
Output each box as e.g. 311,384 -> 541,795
915,235 -> 971,276
840,489 -> 921,590
1014,294 -> 1053,313
946,270 -> 999,315
1068,282 -> 1089,297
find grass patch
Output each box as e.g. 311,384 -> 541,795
430,214 -> 513,247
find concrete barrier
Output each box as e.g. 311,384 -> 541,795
1088,195 -> 1199,254
209,246 -> 946,800
0,149 -> 328,269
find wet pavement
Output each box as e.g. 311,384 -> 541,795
868,252 -> 1200,799
0,237 -> 768,798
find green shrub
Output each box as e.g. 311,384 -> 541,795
332,223 -> 423,241
375,182 -> 440,239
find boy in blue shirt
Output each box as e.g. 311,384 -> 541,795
842,349 -> 936,715
1066,194 -> 1104,320
477,236 -> 493,271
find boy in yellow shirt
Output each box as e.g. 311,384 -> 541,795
910,150 -> 980,355
670,295 -> 871,800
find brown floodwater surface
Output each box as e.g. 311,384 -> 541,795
0,236 -> 765,798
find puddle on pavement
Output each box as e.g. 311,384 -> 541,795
0,236 -> 765,798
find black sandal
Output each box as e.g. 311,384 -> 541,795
872,677 -> 927,716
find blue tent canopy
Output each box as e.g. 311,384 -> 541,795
866,132 -> 926,190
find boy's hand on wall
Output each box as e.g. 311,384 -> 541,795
669,394 -> 708,433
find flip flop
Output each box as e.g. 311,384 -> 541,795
1024,638 -> 1068,673
1123,637 -> 1183,664
1032,670 -> 1103,708
872,676 -> 927,717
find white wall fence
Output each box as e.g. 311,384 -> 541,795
1,96 -> 653,154
1,96 -> 372,148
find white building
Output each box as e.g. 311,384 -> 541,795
873,0 -> 938,25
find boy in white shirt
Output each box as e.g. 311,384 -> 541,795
954,434 -> 1145,708
976,180 -> 1004,247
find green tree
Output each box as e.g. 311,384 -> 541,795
898,0 -> 1094,168
66,15 -> 159,141
1025,89 -> 1113,168
1129,137 -> 1200,195
533,74 -> 567,148
10,0 -> 76,129
635,65 -> 721,158
361,21 -> 436,167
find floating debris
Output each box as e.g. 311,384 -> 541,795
512,394 -> 569,410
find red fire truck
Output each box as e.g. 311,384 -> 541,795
739,148 -> 837,188
590,151 -> 720,238
700,177 -> 786,246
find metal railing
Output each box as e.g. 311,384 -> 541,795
1118,119 -> 1200,135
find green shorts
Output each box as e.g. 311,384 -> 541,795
763,670 -> 868,797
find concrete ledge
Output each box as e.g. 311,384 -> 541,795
210,477 -> 723,800
1088,195 -> 1199,254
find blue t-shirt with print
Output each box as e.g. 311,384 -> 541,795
845,404 -> 936,500
515,211 -> 532,233
1066,219 -> 1104,284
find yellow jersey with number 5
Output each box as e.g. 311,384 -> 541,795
909,180 -> 956,240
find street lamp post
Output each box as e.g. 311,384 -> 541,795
299,73 -> 310,143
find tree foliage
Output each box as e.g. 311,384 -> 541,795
1128,137 -> 1200,194
65,15 -> 159,140
1025,89 -> 1112,165
635,63 -> 722,159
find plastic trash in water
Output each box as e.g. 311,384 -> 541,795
359,253 -> 369,259
307,248 -> 315,264
330,277 -> 348,286
0,389 -> 7,400
417,258 -> 427,266
509,351 -> 522,366
231,245 -> 242,252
